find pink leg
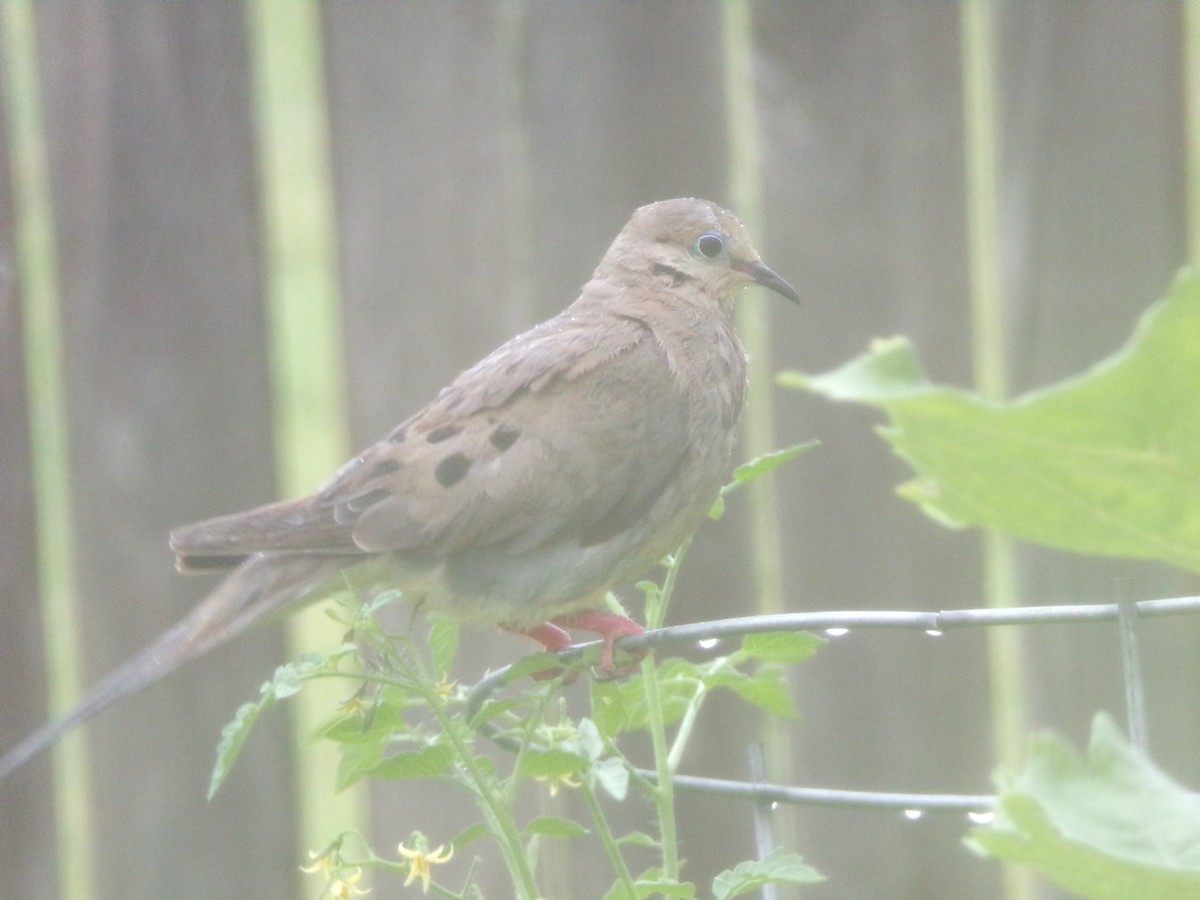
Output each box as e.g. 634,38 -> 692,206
503,621 -> 574,680
506,621 -> 573,654
549,610 -> 645,674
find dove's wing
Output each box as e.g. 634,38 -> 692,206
171,309 -> 690,569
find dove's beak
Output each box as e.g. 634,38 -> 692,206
736,261 -> 800,304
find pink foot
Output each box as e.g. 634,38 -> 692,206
504,611 -> 645,679
503,622 -> 574,680
549,610 -> 645,675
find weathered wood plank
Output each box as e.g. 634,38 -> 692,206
29,5 -> 296,896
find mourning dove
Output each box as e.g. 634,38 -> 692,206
0,197 -> 797,780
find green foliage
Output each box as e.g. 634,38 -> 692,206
968,714 -> 1200,899
210,650 -> 352,800
781,269 -> 1200,573
712,848 -> 825,898
710,442 -> 817,520
209,449 -> 820,899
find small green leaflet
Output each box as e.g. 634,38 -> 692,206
368,744 -> 452,781
711,442 -> 817,519
712,849 -> 824,898
523,816 -> 588,839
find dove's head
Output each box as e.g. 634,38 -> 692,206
600,198 -> 798,310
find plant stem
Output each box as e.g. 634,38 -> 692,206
407,662 -> 540,899
640,653 -> 679,881
582,781 -> 639,897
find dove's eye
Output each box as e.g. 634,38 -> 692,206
692,232 -> 728,260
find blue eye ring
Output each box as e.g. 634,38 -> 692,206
692,231 -> 728,261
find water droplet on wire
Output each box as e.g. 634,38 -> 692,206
903,809 -> 923,821
825,627 -> 849,637
698,637 -> 719,650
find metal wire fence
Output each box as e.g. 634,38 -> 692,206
467,595 -> 1200,820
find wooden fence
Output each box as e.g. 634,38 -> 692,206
1,4 -> 1195,898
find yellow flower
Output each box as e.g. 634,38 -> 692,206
301,844 -> 369,899
535,772 -> 582,797
397,837 -> 453,893
433,677 -> 457,700
329,869 -> 370,898
301,849 -> 336,879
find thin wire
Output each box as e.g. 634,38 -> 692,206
641,772 -> 993,814
464,596 -> 1200,813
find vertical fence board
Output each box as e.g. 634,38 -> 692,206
755,6 -> 994,898
323,6 -> 536,894
29,5 -> 295,896
0,32 -> 55,898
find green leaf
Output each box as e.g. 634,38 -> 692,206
209,697 -> 273,799
271,663 -> 305,700
578,717 -> 604,761
368,745 -> 452,781
451,822 -> 491,851
593,757 -> 630,801
725,442 -> 818,491
711,442 -> 816,518
335,736 -> 387,792
362,587 -> 403,617
782,269 -> 1200,573
468,697 -> 522,731
705,666 -> 796,719
325,702 -> 405,790
590,659 -> 699,737
523,815 -> 588,839
739,631 -> 824,664
320,700 -> 402,745
633,881 -> 695,899
712,849 -> 825,898
209,658 -> 328,798
968,713 -> 1200,899
516,748 -> 589,781
427,618 -> 460,676
616,831 -> 661,848
603,873 -> 696,900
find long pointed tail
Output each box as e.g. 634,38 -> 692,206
0,552 -> 356,781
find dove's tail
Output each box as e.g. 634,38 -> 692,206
0,552 -> 357,782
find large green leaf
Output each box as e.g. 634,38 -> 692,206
968,714 -> 1200,899
781,269 -> 1200,573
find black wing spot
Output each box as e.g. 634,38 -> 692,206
435,452 -> 472,488
368,459 -> 400,479
426,423 -> 463,443
489,424 -> 520,452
